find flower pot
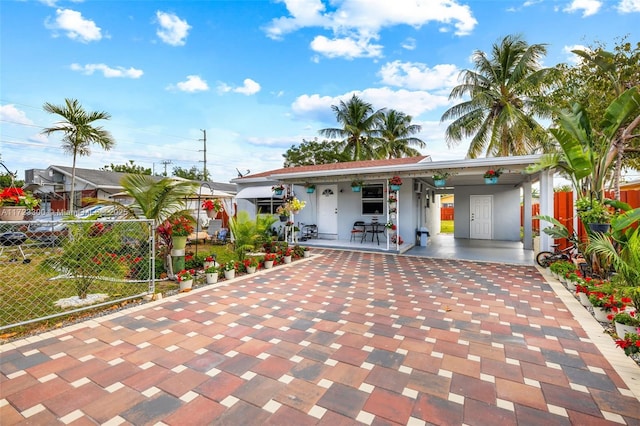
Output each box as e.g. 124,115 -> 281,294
224,270 -> 235,280
433,179 -> 446,188
593,307 -> 610,322
578,292 -> 591,307
390,184 -> 401,191
283,255 -> 292,264
588,223 -> 610,234
0,206 -> 26,221
303,251 -> 310,258
205,273 -> 218,284
306,187 -> 315,194
246,266 -> 257,274
172,236 -> 188,250
351,186 -> 361,192
274,188 -> 284,195
206,210 -> 217,219
566,280 -> 576,292
484,177 -> 498,185
203,261 -> 215,270
179,279 -> 193,291
615,321 -> 638,337
279,215 -> 289,222
263,260 -> 274,269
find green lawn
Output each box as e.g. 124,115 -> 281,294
441,220 -> 454,233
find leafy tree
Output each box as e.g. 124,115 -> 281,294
42,98 -> 115,208
173,166 -> 205,180
101,160 -> 151,175
283,139 -> 349,167
0,172 -> 24,188
319,95 -> 383,161
441,34 -> 557,158
375,109 -> 425,159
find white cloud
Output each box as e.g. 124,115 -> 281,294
70,63 -> 143,78
563,0 -> 602,16
401,37 -> 416,50
310,34 -> 383,59
378,61 -> 460,91
0,104 -> 34,126
217,78 -> 261,95
44,8 -> 102,43
264,0 -> 477,59
156,11 -> 191,46
562,44 -> 589,64
617,0 -> 640,12
292,87 -> 451,121
168,75 -> 209,92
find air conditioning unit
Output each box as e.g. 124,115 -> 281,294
414,182 -> 422,193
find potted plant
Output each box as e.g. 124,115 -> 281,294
351,179 -> 364,192
243,257 -> 259,273
202,199 -> 224,218
385,221 -> 397,231
282,247 -> 293,264
0,187 -> 40,221
576,197 -> 612,233
263,252 -> 276,269
304,183 -> 316,194
272,184 -> 285,195
589,290 -> 624,322
389,176 -> 403,191
223,260 -> 237,280
610,310 -> 639,337
432,171 -> 451,188
205,264 -> 219,284
176,269 -> 194,291
167,216 -> 194,250
615,332 -> 640,357
483,169 -> 502,184
388,193 -> 397,205
287,197 -> 306,214
203,255 -> 216,270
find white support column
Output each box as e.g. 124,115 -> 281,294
522,180 -> 533,250
538,169 -> 555,252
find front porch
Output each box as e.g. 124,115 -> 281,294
303,233 -> 534,265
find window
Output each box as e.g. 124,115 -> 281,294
361,184 -> 384,215
256,198 -> 285,215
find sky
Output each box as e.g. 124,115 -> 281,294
1,0 -> 639,184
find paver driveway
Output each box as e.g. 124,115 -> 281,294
1,249 -> 639,425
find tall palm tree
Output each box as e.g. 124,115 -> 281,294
319,95 -> 383,161
441,34 -> 556,158
42,98 -> 115,209
375,109 -> 425,158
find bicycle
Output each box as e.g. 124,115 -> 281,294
535,235 -> 581,268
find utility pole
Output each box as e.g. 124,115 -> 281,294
160,160 -> 172,177
199,129 -> 207,181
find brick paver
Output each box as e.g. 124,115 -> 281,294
1,249 -> 639,425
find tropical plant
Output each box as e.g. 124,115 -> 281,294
319,94 -> 383,161
441,34 -> 556,158
42,98 -> 115,209
228,211 -> 276,260
375,109 -> 425,159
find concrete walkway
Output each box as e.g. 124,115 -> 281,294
1,250 -> 639,425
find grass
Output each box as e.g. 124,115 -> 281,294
441,220 -> 454,233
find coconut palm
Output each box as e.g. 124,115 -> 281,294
441,34 -> 556,158
319,94 -> 383,161
375,109 -> 425,159
42,98 -> 115,209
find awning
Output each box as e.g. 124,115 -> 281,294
236,186 -> 283,199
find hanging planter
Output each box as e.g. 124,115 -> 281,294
305,183 -> 316,194
389,176 -> 403,192
483,169 -> 502,184
433,179 -> 446,188
351,180 -> 363,192
484,177 -> 498,185
272,184 -> 285,196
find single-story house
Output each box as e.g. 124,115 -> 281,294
232,155 -> 555,254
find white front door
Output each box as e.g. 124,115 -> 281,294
317,184 -> 338,237
470,195 -> 492,239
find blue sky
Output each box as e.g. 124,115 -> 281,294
1,0 -> 638,183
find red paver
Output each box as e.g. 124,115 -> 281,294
1,250 -> 638,424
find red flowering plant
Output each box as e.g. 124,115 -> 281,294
166,216 -> 194,237
389,176 -> 403,186
263,253 -> 277,262
176,269 -> 195,282
589,292 -> 627,312
202,199 -> 224,213
609,310 -> 640,327
483,169 -> 502,179
0,187 -> 39,208
615,332 -> 640,356
385,221 -> 397,230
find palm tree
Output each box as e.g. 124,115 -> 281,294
441,34 -> 556,158
42,98 -> 115,209
319,94 -> 383,161
375,109 -> 425,158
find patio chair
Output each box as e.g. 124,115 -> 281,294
350,221 -> 366,242
301,224 -> 318,240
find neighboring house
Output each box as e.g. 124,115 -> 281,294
232,155 -> 552,253
24,166 -> 236,214
621,179 -> 640,191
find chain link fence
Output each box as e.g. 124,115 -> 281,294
0,218 -> 155,332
